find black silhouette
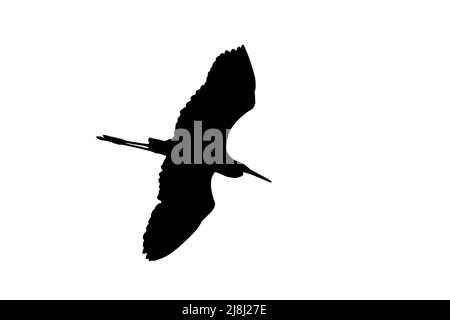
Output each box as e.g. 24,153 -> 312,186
98,46 -> 270,260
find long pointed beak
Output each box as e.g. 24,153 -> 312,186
243,165 -> 272,183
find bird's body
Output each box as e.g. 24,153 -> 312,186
98,46 -> 270,260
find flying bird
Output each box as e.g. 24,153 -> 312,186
98,46 -> 270,260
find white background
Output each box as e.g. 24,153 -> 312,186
1,1 -> 450,299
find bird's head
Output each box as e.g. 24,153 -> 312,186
240,163 -> 271,183
217,163 -> 271,183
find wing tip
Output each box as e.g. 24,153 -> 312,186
142,247 -> 172,261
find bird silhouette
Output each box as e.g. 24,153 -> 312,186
97,46 -> 270,260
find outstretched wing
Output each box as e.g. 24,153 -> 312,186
143,46 -> 255,260
143,159 -> 215,260
174,45 -> 256,136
